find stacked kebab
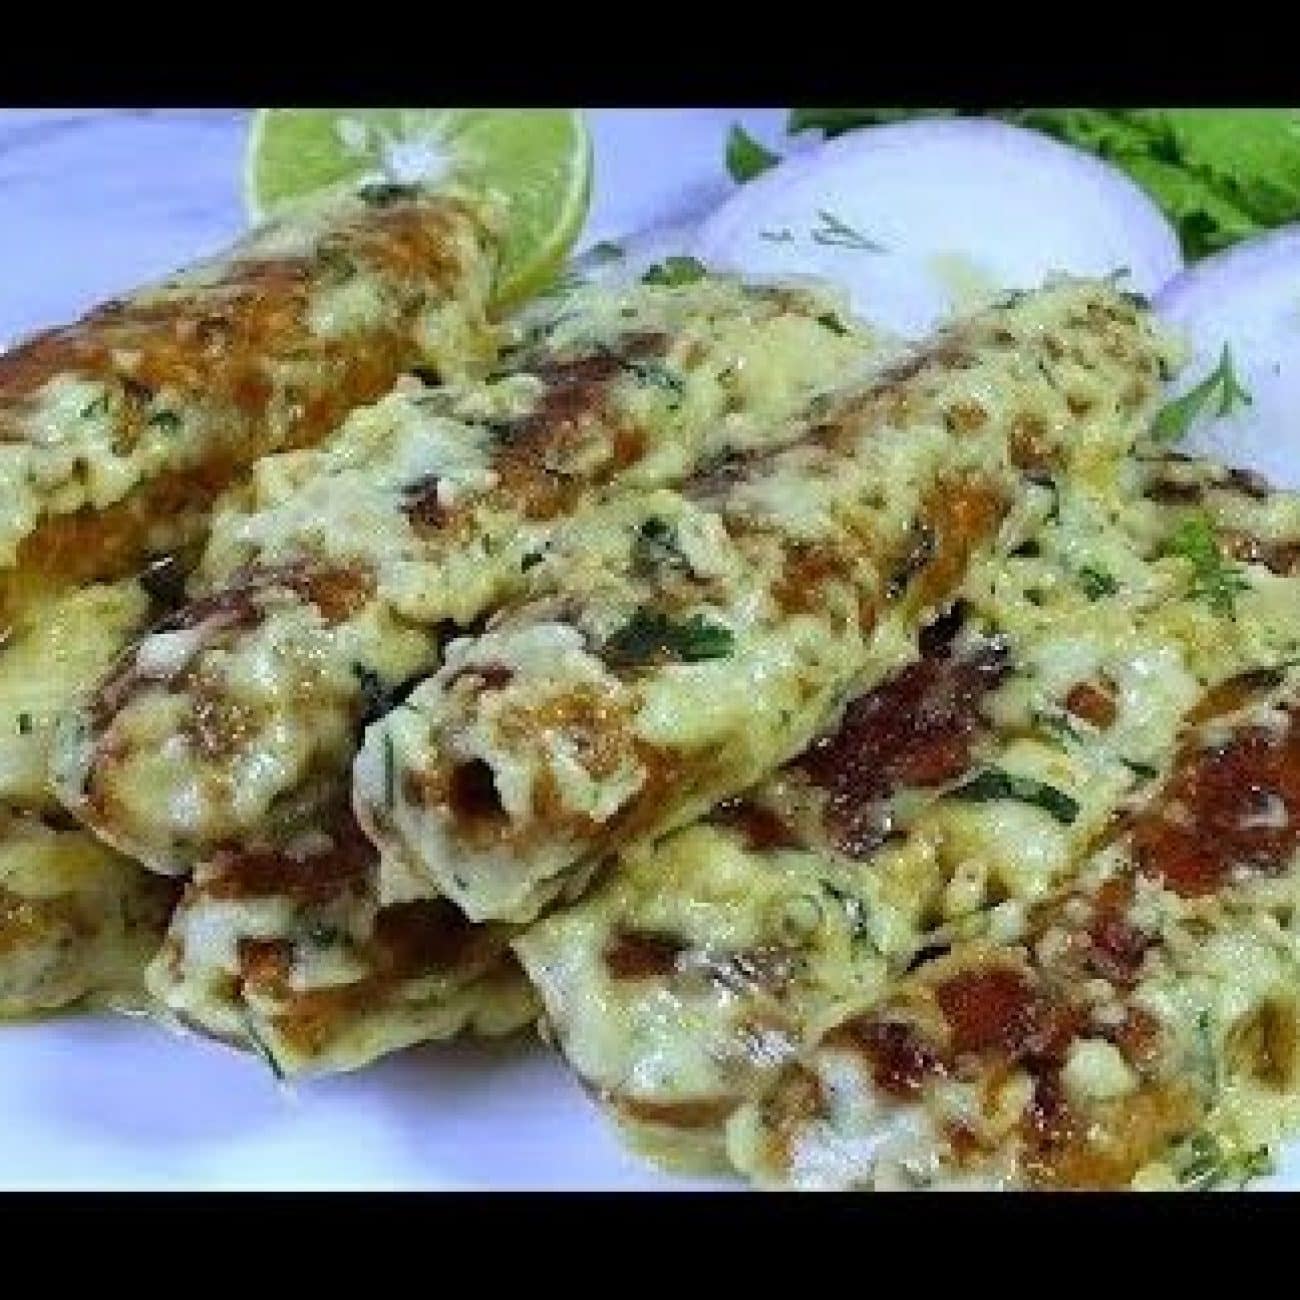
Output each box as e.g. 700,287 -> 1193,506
11,179 -> 1299,1189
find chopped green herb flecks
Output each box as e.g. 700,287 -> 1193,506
1152,344 -> 1252,443
642,256 -> 709,287
950,768 -> 1080,824
307,923 -> 342,948
726,124 -> 780,183
357,181 -> 423,207
604,608 -> 734,667
540,268 -> 586,299
121,377 -> 153,407
625,359 -> 684,399
382,732 -> 397,810
1162,514 -> 1249,616
1033,709 -> 1083,747
80,394 -> 109,420
352,663 -> 390,728
811,208 -> 885,252
816,312 -> 848,336
1078,566 -> 1119,600
148,410 -> 182,434
1123,758 -> 1159,781
16,712 -> 32,737
820,879 -> 872,942
316,243 -> 357,281
633,517 -> 687,573
787,108 -> 958,137
240,1011 -> 286,1082
588,240 -> 625,263
1171,1131 -> 1275,1190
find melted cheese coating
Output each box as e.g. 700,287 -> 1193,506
516,440 -> 1300,1183
359,280 -> 1168,925
0,577 -> 151,812
723,504 -> 1300,1189
0,188 -> 498,628
0,814 -> 174,1017
728,697 -> 1300,1193
146,816 -> 535,1076
45,272 -> 880,1072
53,274 -> 879,874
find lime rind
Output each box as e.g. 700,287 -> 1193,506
244,108 -> 592,308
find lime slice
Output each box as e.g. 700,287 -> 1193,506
245,109 -> 592,306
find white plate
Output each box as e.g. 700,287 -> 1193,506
0,109 -> 1293,1191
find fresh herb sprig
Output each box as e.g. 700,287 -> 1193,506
642,256 -> 709,287
1162,514 -> 1249,616
1152,344 -> 1252,444
1171,1131 -> 1275,1190
632,518 -> 688,573
950,768 -> 1080,824
604,608 -> 734,667
726,124 -> 780,183
811,208 -> 885,252
1078,566 -> 1119,600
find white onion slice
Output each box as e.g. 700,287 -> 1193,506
1156,226 -> 1300,487
694,118 -> 1183,338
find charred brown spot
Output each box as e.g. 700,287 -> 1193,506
613,1094 -> 738,1131
1132,711 -> 1300,898
710,797 -> 802,852
909,477 -> 1008,612
604,928 -> 687,980
945,401 -> 987,433
1106,1005 -> 1162,1071
238,937 -> 293,995
758,1064 -> 828,1172
1187,667 -> 1284,725
1225,996 -> 1298,1091
205,817 -> 376,902
371,897 -> 497,979
1021,1078 -> 1200,1190
1066,679 -> 1118,730
1219,529 -> 1300,577
402,475 -> 446,534
0,195 -> 476,625
1084,877 -> 1152,987
1009,414 -> 1058,475
288,565 -> 375,625
1146,479 -> 1204,505
493,334 -> 668,521
935,965 -> 1041,1058
1023,1071 -> 1075,1153
773,541 -> 856,621
447,759 -> 506,827
499,689 -> 633,801
796,628 -> 1008,858
830,1014 -> 947,1099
